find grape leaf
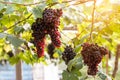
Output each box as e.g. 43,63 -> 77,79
9,56 -> 20,65
58,0 -> 63,3
5,5 -> 14,14
32,4 -> 46,19
6,34 -> 24,48
62,70 -> 79,80
0,33 -> 7,38
67,57 -> 83,71
74,62 -> 83,70
62,70 -> 70,80
0,13 -> 3,18
0,4 -> 5,11
98,71 -> 107,80
67,58 -> 77,71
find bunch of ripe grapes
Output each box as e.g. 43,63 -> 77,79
62,45 -> 76,64
47,43 -> 55,59
31,8 -> 62,58
81,43 -> 108,75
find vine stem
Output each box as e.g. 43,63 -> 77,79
1,0 -> 94,31
0,0 -> 94,6
0,1 -> 45,6
89,0 -> 96,42
106,52 -> 109,76
6,13 -> 32,30
0,0 -> 75,6
112,44 -> 120,78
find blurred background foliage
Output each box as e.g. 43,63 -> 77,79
0,0 -> 120,80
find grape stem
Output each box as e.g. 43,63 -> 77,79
50,0 -> 94,7
0,0 -> 93,6
89,0 -> 96,42
0,1 -> 45,6
6,13 -> 32,30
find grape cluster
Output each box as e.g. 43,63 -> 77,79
43,8 -> 62,26
62,45 -> 76,64
49,30 -> 61,47
43,8 -> 62,47
7,51 -> 14,57
31,8 -> 62,58
47,43 -> 55,59
81,43 -> 108,75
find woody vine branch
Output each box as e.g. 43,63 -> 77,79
89,0 -> 96,41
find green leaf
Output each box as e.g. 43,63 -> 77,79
72,37 -> 80,47
69,74 -> 78,80
74,62 -> 83,70
0,4 -> 5,11
80,76 -> 88,80
10,0 -> 23,3
59,18 -> 64,30
9,56 -> 20,65
19,52 -> 31,64
71,68 -> 82,76
74,44 -> 82,53
0,13 -> 3,18
62,70 -> 70,80
67,57 -> 83,71
32,4 -> 46,19
98,71 -> 107,80
62,70 -> 79,80
0,8 -> 6,13
0,33 -> 7,38
14,26 -> 24,34
58,0 -> 63,3
74,57 -> 83,70
32,7 -> 42,18
46,0 -> 58,6
79,33 -> 90,44
6,35 -> 24,48
5,5 -> 14,14
67,58 -> 77,71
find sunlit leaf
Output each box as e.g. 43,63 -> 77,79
32,4 -> 46,18
67,59 -> 77,72
6,34 -> 24,48
9,56 -> 20,65
74,44 -> 82,53
58,0 -> 63,3
19,52 -> 31,64
46,0 -> 58,6
71,68 -> 82,76
67,57 -> 83,71
0,3 -> 5,11
14,26 -> 24,34
0,33 -> 7,38
59,18 -> 64,30
0,13 -> 3,18
5,5 -> 14,14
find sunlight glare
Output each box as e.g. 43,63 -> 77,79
110,0 -> 120,3
96,0 -> 103,6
